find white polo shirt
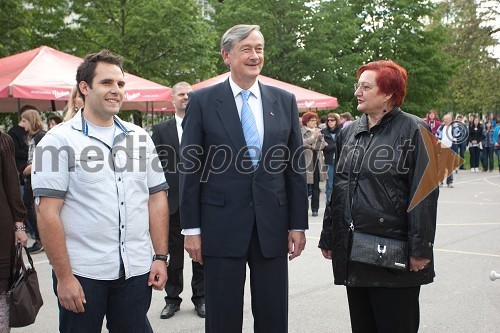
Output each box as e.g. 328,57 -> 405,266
32,110 -> 168,280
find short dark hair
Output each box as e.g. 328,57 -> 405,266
76,49 -> 124,102
19,104 -> 38,114
48,115 -> 63,124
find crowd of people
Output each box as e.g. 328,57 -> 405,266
0,23 -> 497,333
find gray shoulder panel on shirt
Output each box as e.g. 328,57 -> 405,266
149,181 -> 169,195
33,188 -> 66,199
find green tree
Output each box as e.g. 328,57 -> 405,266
436,0 -> 499,116
0,0 -> 69,57
66,0 -> 218,85
298,0 -> 365,113
212,0 -> 312,85
350,0 -> 454,116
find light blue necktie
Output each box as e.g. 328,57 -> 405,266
240,90 -> 261,165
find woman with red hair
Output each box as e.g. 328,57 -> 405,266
319,60 -> 438,332
301,111 -> 326,216
424,110 -> 441,135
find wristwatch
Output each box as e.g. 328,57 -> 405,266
153,254 -> 170,266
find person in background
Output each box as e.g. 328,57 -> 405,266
481,120 -> 495,172
455,114 -> 467,169
319,115 -> 328,129
302,111 -> 327,217
152,82 -> 205,319
32,49 -> 169,333
425,109 -> 441,135
493,121 -> 500,173
180,24 -> 308,333
0,130 -> 28,333
319,60 -> 438,333
340,112 -> 353,128
63,86 -> 84,122
7,105 -> 37,190
19,109 -> 46,254
436,113 -> 458,187
468,117 -> 484,172
48,115 -> 63,129
488,113 -> 496,128
321,112 -> 341,206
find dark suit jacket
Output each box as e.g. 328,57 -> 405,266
179,79 -> 308,258
152,119 -> 180,215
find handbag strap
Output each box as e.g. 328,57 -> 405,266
11,243 -> 36,280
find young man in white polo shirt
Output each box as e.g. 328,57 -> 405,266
32,50 -> 169,333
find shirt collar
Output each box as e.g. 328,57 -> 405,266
174,113 -> 184,127
71,108 -> 133,137
228,76 -> 261,100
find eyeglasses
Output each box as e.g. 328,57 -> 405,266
327,119 -> 336,122
354,83 -> 377,91
308,119 -> 317,122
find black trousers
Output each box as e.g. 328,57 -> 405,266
165,210 -> 204,306
309,151 -> 320,213
23,176 -> 40,240
346,286 -> 421,333
203,225 -> 288,333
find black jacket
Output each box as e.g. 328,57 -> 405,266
319,107 -> 439,287
321,127 -> 340,165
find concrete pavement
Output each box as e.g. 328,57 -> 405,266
12,170 -> 500,332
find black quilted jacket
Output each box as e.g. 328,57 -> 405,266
318,107 -> 439,287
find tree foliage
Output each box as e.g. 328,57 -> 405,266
65,0 -> 218,85
0,0 -> 497,119
436,0 -> 499,116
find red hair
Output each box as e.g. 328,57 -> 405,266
357,60 -> 407,107
301,111 -> 318,126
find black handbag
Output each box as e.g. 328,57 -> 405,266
345,137 -> 408,271
7,243 -> 44,327
350,231 -> 408,270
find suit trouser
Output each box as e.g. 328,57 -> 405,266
165,210 -> 204,306
203,225 -> 288,333
346,285 -> 421,333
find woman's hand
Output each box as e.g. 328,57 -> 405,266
23,164 -> 32,176
14,223 -> 28,247
321,248 -> 332,260
409,256 -> 430,272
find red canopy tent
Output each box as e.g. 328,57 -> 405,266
0,46 -> 172,113
192,72 -> 338,111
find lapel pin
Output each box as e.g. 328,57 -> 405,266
270,112 -> 275,116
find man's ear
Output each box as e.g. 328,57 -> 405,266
79,81 -> 89,96
221,49 -> 230,66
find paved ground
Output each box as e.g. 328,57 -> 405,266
12,170 -> 500,333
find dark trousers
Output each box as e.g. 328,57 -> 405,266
481,146 -> 494,171
457,142 -> 467,169
469,146 -> 481,168
22,177 -> 39,240
53,272 -> 153,333
309,153 -> 320,213
346,286 -> 421,333
165,210 -> 204,306
203,226 -> 288,333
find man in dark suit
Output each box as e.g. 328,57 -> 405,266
180,25 -> 308,333
152,82 -> 205,319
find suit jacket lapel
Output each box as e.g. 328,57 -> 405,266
215,80 -> 248,154
260,82 -> 279,155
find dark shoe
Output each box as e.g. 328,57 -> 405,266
195,303 -> 205,318
312,211 -> 318,217
28,240 -> 44,254
447,184 -> 454,188
160,304 -> 180,319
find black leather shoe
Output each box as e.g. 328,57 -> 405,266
195,303 -> 205,318
160,304 -> 180,319
312,211 -> 318,217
